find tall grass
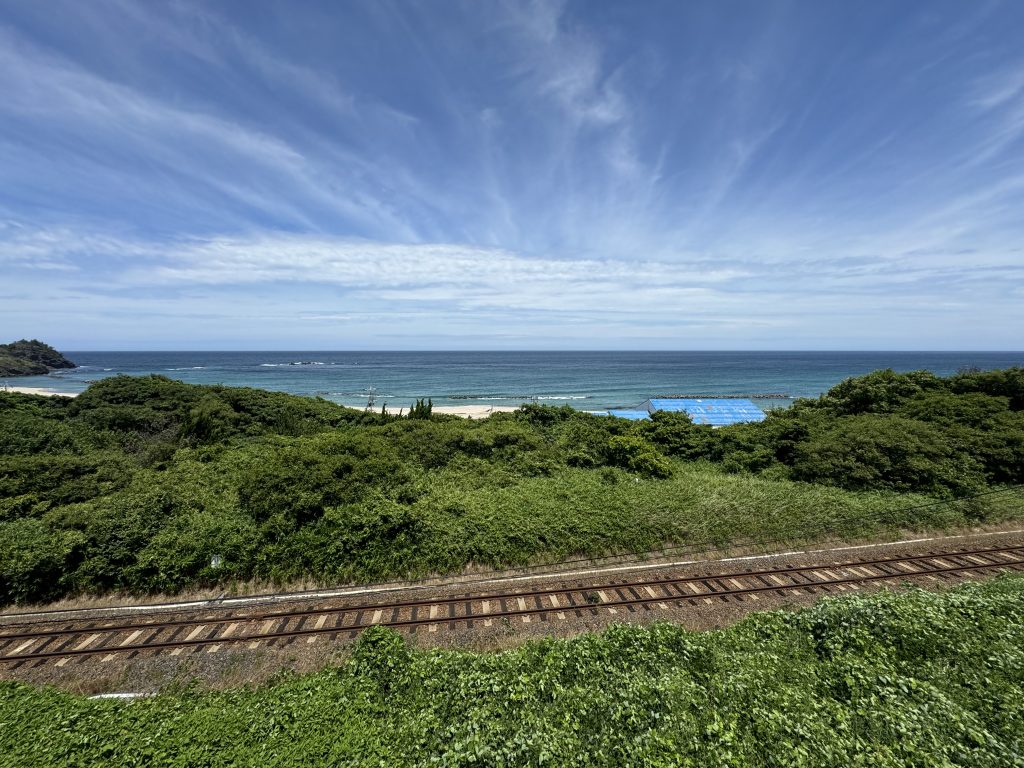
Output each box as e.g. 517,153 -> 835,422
299,461 -> 1024,583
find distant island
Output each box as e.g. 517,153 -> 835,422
0,339 -> 76,377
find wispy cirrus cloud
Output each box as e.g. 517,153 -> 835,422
2,224 -> 1020,349
0,0 -> 1023,348
0,22 -> 425,239
502,0 -> 627,128
970,62 -> 1024,110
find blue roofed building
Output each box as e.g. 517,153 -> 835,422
606,409 -> 651,421
642,398 -> 765,426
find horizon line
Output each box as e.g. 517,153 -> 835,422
53,348 -> 1024,354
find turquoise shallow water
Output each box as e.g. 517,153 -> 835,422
8,351 -> 1023,411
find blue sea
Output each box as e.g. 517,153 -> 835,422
9,351 -> 1024,411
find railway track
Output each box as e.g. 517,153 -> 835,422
2,542 -> 1022,668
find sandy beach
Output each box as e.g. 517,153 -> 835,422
339,404 -> 524,419
4,385 -> 80,397
3,386 -> 520,417
429,404 -> 520,419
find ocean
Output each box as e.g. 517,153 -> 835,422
8,351 -> 1023,411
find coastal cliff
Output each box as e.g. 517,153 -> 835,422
0,339 -> 76,377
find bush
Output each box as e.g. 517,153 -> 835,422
0,519 -> 84,603
948,366 -> 1024,409
180,395 -> 240,443
0,453 -> 131,512
603,435 -> 673,478
1,369 -> 1022,605
408,398 -> 433,419
814,368 -> 944,415
791,415 -> 985,496
639,411 -> 717,460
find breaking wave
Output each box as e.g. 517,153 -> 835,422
448,393 -> 590,401
260,361 -> 330,367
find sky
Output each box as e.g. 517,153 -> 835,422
1,0 -> 1023,350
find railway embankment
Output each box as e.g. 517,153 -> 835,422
2,571 -> 1022,765
3,528 -> 1022,692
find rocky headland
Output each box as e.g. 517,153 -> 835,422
0,339 -> 76,377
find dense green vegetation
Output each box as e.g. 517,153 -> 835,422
2,577 -> 1022,766
0,339 -> 75,377
1,368 -> 1022,605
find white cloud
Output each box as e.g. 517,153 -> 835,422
126,234 -> 757,318
0,26 -> 424,239
2,2 -> 1024,349
971,63 -> 1024,110
4,225 -> 1021,329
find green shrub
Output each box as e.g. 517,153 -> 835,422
814,368 -> 944,415
603,435 -> 673,478
408,397 -> 433,419
180,394 -> 240,443
948,366 -> 1024,409
790,415 -> 985,496
639,410 -> 717,460
1,369 -> 1023,605
0,519 -> 84,603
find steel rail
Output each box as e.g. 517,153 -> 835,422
2,542 -> 1020,644
5,485 -> 1022,626
1,544 -> 1021,664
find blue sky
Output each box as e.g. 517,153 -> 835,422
1,0 -> 1023,350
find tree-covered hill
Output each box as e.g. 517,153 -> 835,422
0,368 -> 1022,605
0,339 -> 75,377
